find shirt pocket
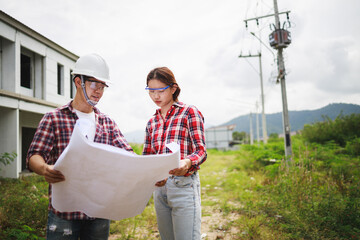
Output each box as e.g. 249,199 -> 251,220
95,128 -> 112,145
57,130 -> 72,151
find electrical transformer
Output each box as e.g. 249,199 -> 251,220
269,29 -> 291,49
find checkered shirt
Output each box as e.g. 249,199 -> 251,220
26,101 -> 133,220
142,102 -> 207,176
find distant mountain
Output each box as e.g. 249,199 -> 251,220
123,103 -> 360,143
221,103 -> 360,136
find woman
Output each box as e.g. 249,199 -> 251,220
142,67 -> 207,240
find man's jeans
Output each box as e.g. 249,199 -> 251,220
46,211 -> 110,240
154,172 -> 201,240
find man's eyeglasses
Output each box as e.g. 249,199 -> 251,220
86,79 -> 108,91
145,85 -> 170,95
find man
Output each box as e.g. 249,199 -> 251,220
27,53 -> 133,239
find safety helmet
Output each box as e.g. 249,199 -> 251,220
72,53 -> 111,84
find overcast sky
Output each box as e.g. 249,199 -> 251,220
1,0 -> 359,134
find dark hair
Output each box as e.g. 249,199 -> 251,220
146,67 -> 181,101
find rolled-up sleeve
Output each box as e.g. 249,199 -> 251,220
26,113 -> 55,168
186,107 -> 207,172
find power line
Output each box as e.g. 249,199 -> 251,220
241,0 -> 293,159
243,57 -> 260,75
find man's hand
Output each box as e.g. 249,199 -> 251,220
169,159 -> 191,176
43,164 -> 65,183
29,155 -> 65,183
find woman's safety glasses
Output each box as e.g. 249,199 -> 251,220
145,85 -> 170,95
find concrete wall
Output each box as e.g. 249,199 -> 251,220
0,107 -> 19,178
1,37 -> 16,92
1,20 -> 76,103
45,48 -> 75,104
0,13 -> 77,178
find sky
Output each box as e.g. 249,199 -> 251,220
1,0 -> 359,135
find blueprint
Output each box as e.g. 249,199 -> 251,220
52,119 -> 179,220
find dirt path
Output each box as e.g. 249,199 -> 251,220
200,204 -> 240,240
109,204 -> 239,240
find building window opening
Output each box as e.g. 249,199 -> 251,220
70,70 -> 75,98
0,38 -> 2,87
57,63 -> 64,95
22,127 -> 36,171
21,54 -> 31,89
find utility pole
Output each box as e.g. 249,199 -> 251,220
243,0 -> 292,159
238,53 -> 268,143
273,0 -> 292,158
256,101 -> 260,146
249,112 -> 254,145
257,50 -> 268,144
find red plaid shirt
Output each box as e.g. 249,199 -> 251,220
142,102 -> 207,176
26,101 -> 133,220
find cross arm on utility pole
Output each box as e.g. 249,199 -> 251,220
238,53 -> 261,58
244,11 -> 291,27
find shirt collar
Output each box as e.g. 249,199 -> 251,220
154,102 -> 184,116
60,101 -> 100,115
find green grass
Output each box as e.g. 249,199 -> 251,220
1,139 -> 359,239
0,175 -> 48,239
198,136 -> 360,239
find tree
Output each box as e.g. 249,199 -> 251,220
269,133 -> 279,139
233,131 -> 248,143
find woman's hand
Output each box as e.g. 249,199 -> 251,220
155,178 -> 168,187
169,159 -> 191,176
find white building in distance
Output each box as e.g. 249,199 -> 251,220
205,124 -> 236,150
0,10 -> 78,178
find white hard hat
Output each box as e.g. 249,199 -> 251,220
72,53 -> 111,84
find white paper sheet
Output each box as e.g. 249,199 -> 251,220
52,119 -> 179,220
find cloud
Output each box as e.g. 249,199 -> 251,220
320,39 -> 360,93
1,0 -> 360,133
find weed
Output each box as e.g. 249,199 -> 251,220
0,175 -> 48,239
1,139 -> 359,239
0,152 -> 17,171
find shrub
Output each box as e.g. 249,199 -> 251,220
345,137 -> 360,156
259,141 -> 360,239
302,113 -> 360,147
0,152 -> 17,171
240,139 -> 284,171
2,225 -> 43,240
0,175 -> 48,239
